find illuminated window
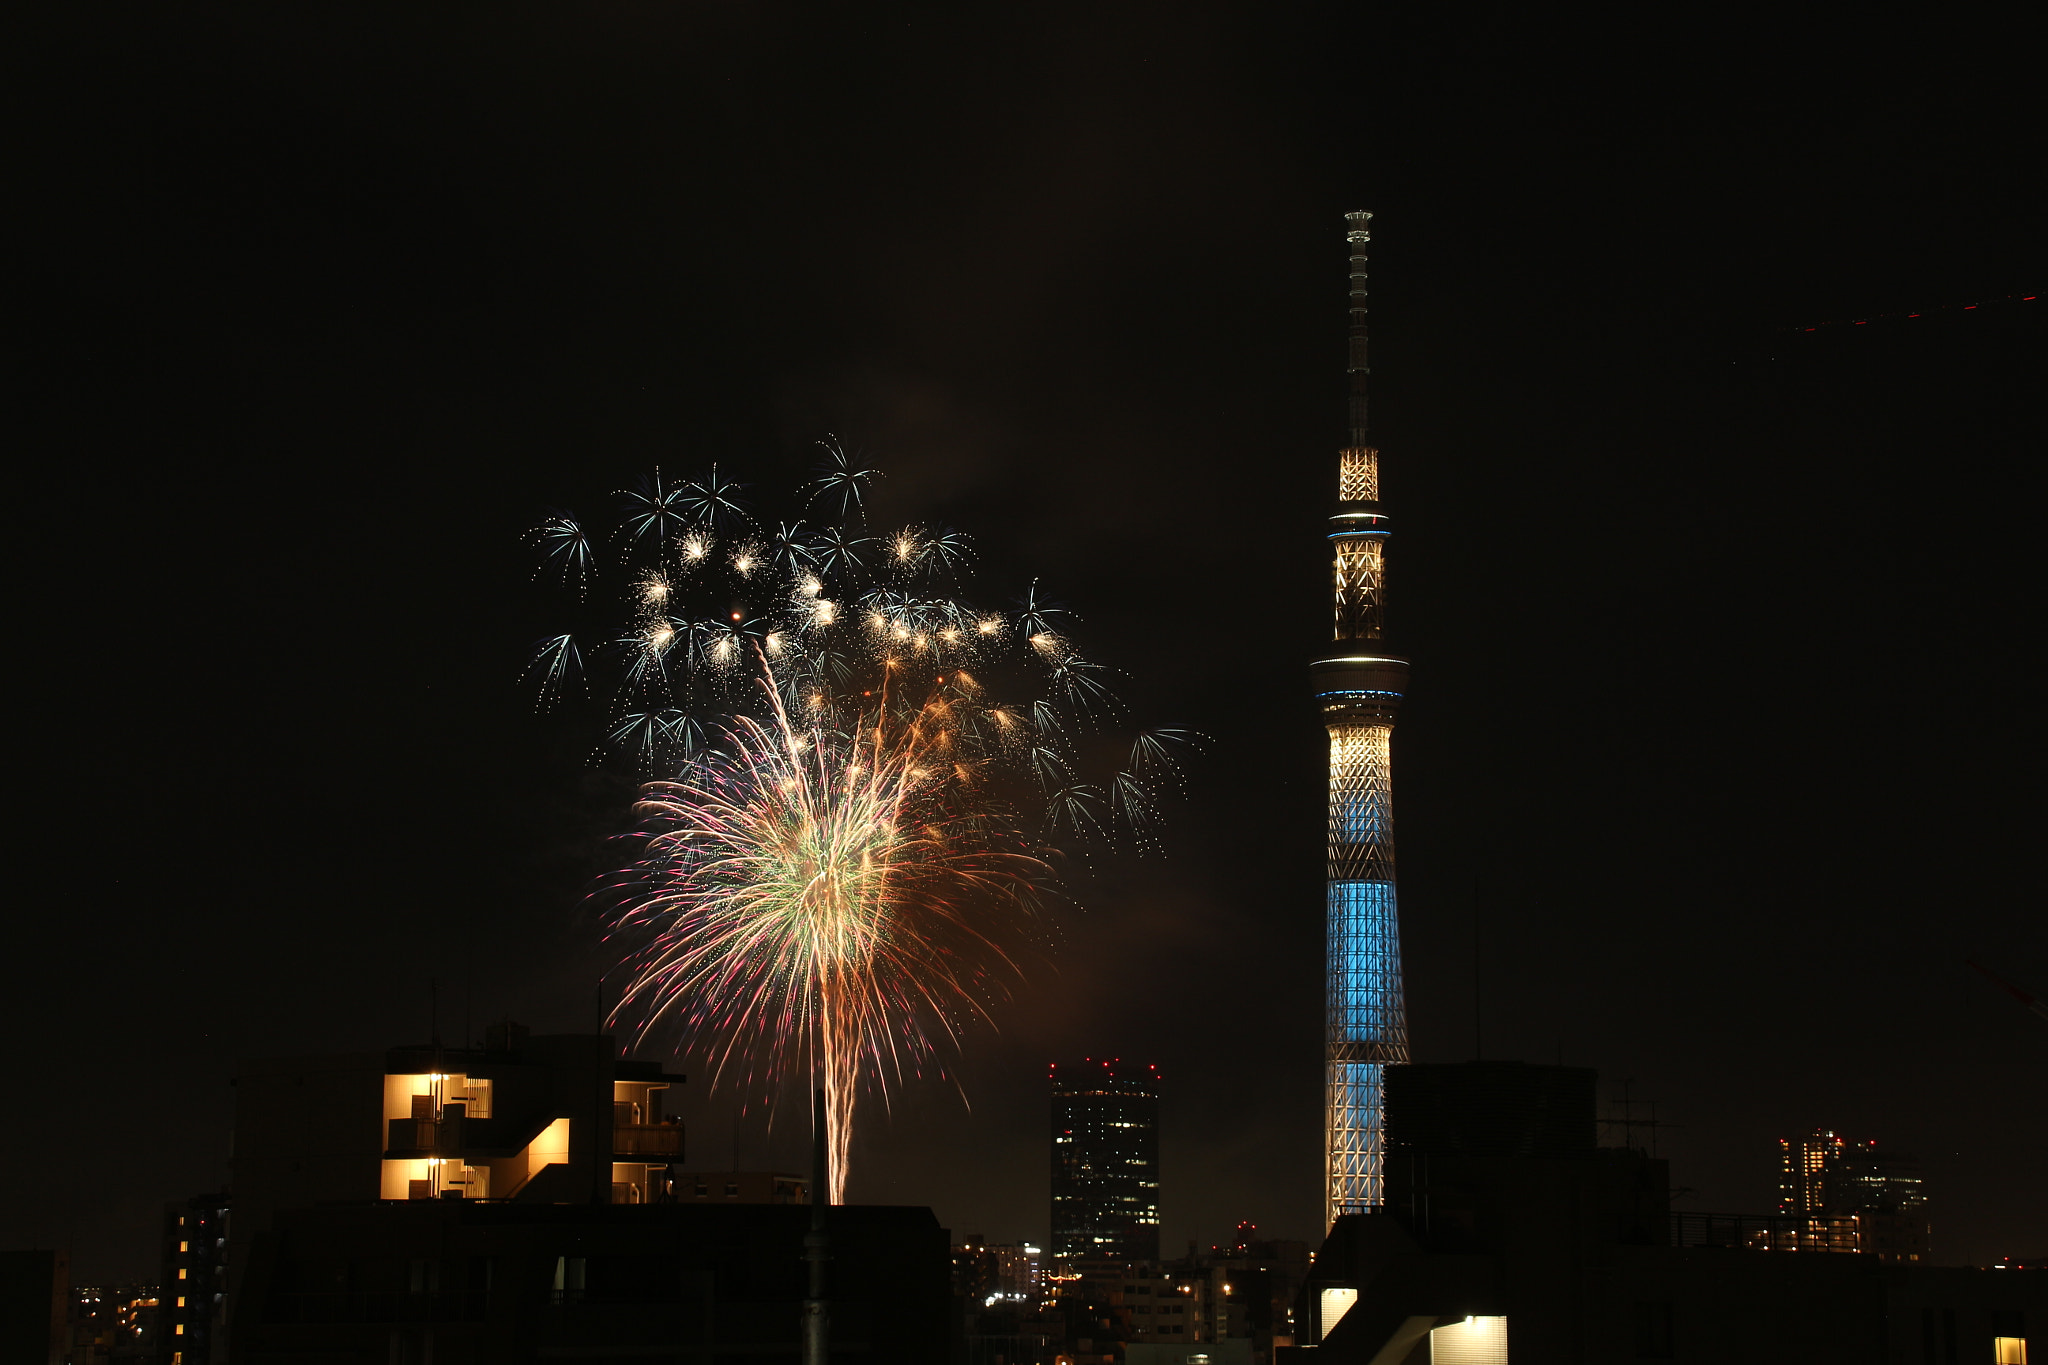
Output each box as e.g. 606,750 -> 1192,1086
1994,1337 -> 2027,1364
177,1269 -> 187,1281
176,1325 -> 185,1335
1430,1315 -> 1509,1364
1320,1287 -> 1357,1338
179,1240 -> 189,1252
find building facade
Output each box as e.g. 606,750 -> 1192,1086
1050,1060 -> 1160,1267
158,1191 -> 227,1364
226,1023 -> 685,1358
228,1201 -> 952,1365
1311,210 -> 1411,1227
667,1171 -> 810,1204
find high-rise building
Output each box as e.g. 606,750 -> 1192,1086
1777,1130 -> 1929,1261
1312,209 -> 1411,1227
157,1191 -> 227,1364
1049,1060 -> 1160,1268
1833,1140 -> 1930,1262
1778,1128 -> 1845,1216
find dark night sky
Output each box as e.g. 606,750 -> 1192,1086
13,2 -> 2044,1281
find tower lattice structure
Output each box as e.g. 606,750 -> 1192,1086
1312,210 -> 1411,1227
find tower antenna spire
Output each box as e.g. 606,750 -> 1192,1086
1346,209 -> 1372,447
1314,209 -> 1411,1230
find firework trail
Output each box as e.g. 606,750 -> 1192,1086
527,443 -> 1197,1198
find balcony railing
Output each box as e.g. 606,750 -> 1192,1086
613,1124 -> 683,1156
387,1117 -> 464,1152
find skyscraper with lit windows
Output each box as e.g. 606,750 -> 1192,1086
1049,1059 -> 1160,1267
1313,210 -> 1411,1228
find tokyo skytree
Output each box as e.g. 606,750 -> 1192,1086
1310,210 -> 1411,1225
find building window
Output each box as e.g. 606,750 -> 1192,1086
1994,1341 -> 2027,1365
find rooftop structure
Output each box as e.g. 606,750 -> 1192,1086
226,1022 -> 685,1358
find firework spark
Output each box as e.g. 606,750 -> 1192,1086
528,448 -> 1199,1197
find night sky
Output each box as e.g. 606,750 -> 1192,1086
14,2 -> 2043,1282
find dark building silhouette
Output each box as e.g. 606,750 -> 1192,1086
1050,1060 -> 1160,1269
1285,1062 -> 2043,1364
0,1249 -> 68,1365
1829,1140 -> 1929,1262
229,1200 -> 951,1364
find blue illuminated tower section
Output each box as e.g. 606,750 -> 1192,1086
1311,210 -> 1410,1227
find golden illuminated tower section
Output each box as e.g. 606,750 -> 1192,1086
1311,209 -> 1410,1227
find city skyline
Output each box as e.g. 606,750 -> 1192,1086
11,0 -> 2043,1283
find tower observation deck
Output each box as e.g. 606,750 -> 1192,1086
1312,210 -> 1410,1227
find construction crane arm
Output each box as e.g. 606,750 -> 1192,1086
1968,960 -> 2048,1024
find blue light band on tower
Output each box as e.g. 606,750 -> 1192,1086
1310,211 -> 1411,1227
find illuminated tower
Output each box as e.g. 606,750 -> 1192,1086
1312,209 -> 1411,1227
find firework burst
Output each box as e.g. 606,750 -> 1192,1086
528,446 -> 1197,1196
605,671 -> 1042,1201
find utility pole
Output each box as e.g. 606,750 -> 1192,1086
802,1087 -> 830,1365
